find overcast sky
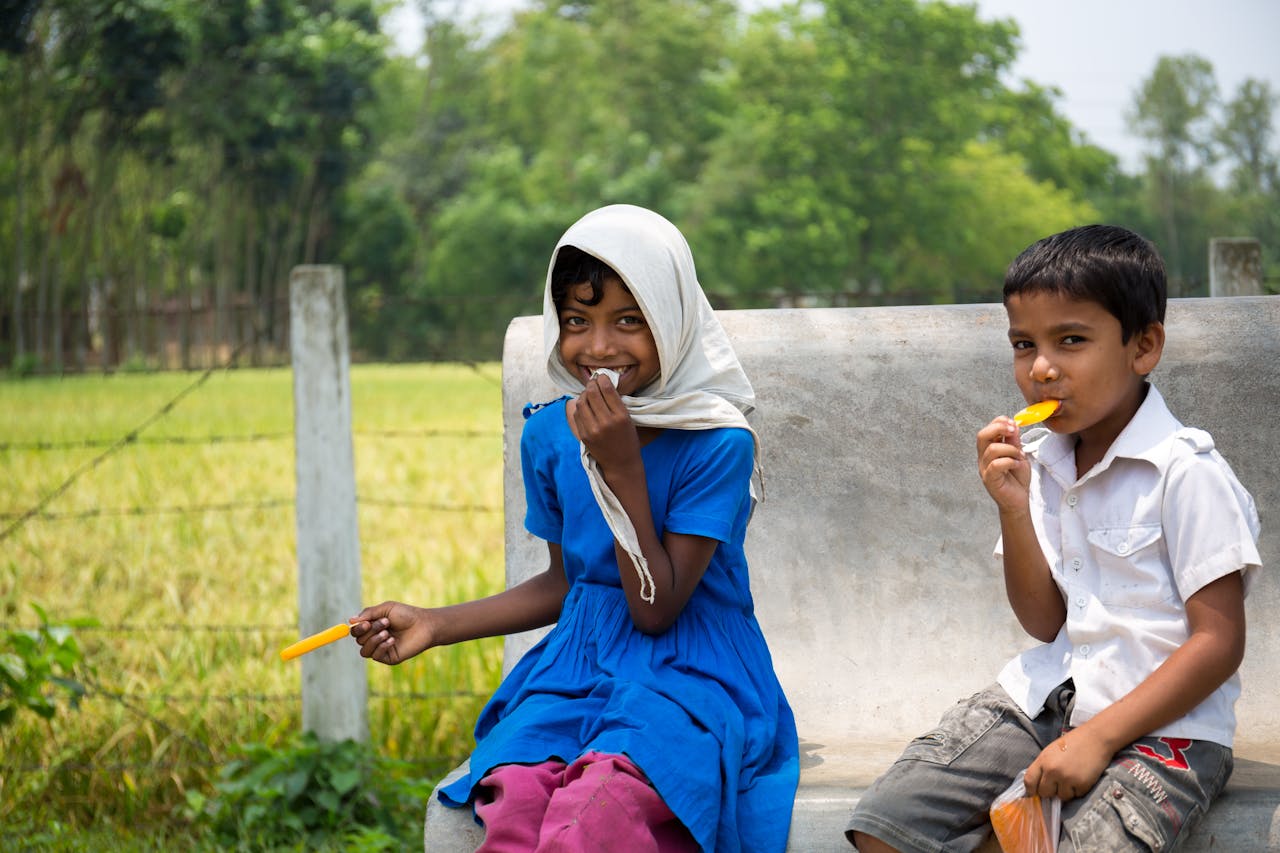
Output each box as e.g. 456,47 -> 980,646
383,0 -> 1280,171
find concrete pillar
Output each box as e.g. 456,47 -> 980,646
289,265 -> 368,743
1209,238 -> 1263,297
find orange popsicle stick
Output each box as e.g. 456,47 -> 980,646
1013,400 -> 1061,427
280,623 -> 350,661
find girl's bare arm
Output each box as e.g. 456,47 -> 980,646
350,544 -> 569,664
572,378 -> 719,634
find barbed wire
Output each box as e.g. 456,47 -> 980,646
357,497 -> 501,513
0,327 -> 266,542
0,427 -> 501,452
64,689 -> 489,704
0,499 -> 293,522
0,753 -> 471,775
1,622 -> 288,634
0,494 -> 500,522
0,432 -> 293,451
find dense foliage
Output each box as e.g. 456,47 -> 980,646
185,732 -> 434,849
2,0 -> 1277,368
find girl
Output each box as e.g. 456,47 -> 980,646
350,204 -> 798,852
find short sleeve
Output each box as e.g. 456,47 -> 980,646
1163,450 -> 1262,599
521,412 -> 563,544
664,428 -> 755,543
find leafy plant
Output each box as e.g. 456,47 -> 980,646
185,731 -> 434,849
0,604 -> 94,727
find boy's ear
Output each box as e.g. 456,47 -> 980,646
1132,322 -> 1165,377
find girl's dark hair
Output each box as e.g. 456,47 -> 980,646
1003,224 -> 1167,342
550,246 -> 620,309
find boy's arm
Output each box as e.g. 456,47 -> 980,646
1023,571 -> 1246,800
978,417 -> 1065,642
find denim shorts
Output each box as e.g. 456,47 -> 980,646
845,682 -> 1233,853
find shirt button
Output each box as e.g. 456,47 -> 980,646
1117,542 -> 1131,555
1076,596 -> 1087,607
1066,494 -> 1079,507
1070,557 -> 1083,571
1079,644 -> 1091,655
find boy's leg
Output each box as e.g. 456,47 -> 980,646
846,683 -> 1072,853
1058,737 -> 1233,853
536,750 -> 698,853
474,759 -> 568,852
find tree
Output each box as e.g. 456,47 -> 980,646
1217,79 -> 1280,285
1129,54 -> 1220,290
685,0 -> 1028,301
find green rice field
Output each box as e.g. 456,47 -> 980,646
0,364 -> 508,847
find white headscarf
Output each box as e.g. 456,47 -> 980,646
542,204 -> 760,603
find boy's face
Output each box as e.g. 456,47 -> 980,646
557,275 -> 661,395
1005,291 -> 1163,453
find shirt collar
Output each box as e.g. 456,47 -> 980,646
1026,383 -> 1184,486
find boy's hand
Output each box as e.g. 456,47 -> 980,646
349,601 -> 435,665
572,373 -> 642,472
1023,728 -> 1112,802
977,416 -> 1031,514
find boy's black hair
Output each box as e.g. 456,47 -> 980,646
1003,224 -> 1167,342
550,245 -> 621,309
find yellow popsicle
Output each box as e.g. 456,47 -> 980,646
1013,399 -> 1061,427
280,623 -> 350,661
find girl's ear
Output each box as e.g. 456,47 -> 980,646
1132,322 -> 1165,377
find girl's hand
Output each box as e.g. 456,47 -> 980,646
571,374 -> 642,472
349,601 -> 435,665
977,416 -> 1031,514
1023,728 -> 1112,802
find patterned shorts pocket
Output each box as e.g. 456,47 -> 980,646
899,691 -> 1003,767
1069,778 -> 1176,853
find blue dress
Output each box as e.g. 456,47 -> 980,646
439,397 -> 799,852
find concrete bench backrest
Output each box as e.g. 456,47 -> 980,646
499,297 -> 1279,756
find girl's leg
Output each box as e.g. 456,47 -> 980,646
535,751 -> 698,853
474,759 -> 568,852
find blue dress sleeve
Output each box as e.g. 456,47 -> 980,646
521,406 -> 564,544
663,427 -> 755,544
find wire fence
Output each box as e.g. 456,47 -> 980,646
0,314 -> 504,813
3,262 -> 1274,829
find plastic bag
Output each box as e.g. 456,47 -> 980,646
989,770 -> 1061,853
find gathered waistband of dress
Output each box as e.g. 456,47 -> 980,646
563,580 -> 750,617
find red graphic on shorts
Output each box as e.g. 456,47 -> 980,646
1134,737 -> 1193,771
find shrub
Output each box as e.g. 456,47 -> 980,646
0,604 -> 93,726
185,731 -> 434,849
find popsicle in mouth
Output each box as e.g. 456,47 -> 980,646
590,367 -> 620,387
280,623 -> 350,661
1013,399 -> 1061,427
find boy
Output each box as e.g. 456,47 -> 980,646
846,225 -> 1262,852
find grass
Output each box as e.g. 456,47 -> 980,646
0,364 -> 508,847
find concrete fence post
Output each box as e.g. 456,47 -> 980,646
289,265 -> 368,743
1209,238 -> 1263,297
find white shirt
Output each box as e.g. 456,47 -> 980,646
997,384 -> 1262,747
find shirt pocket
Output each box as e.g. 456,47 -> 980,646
1087,522 -> 1173,608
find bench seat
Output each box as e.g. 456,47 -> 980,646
426,298 -> 1280,851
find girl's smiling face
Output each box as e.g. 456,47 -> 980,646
557,276 -> 660,396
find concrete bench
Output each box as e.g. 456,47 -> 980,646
426,296 -> 1280,851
